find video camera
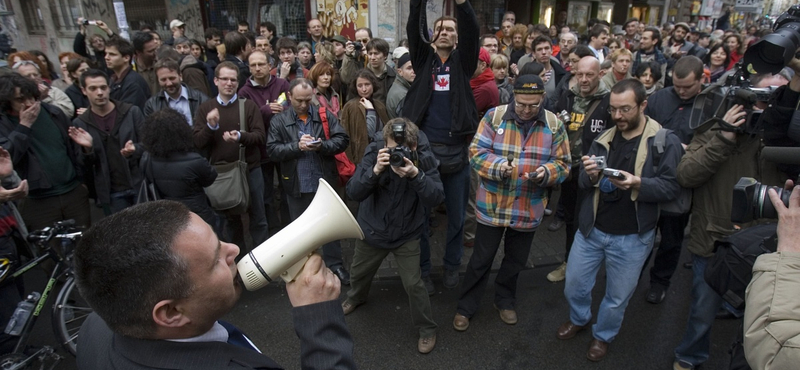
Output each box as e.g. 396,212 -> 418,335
731,177 -> 793,223
688,68 -> 775,135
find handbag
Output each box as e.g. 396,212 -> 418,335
136,152 -> 160,203
319,106 -> 355,186
204,99 -> 251,215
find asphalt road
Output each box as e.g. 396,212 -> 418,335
25,258 -> 739,370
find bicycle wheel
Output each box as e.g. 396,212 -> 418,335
51,276 -> 92,356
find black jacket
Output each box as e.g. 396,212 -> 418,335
110,68 -> 151,110
346,132 -> 443,248
146,151 -> 217,227
0,103 -> 82,192
73,32 -> 108,73
266,106 -> 349,197
65,84 -> 89,118
225,55 -> 250,90
142,84 -> 209,122
644,87 -> 695,144
72,101 -> 145,205
402,0 -> 480,138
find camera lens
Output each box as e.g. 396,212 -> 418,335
390,152 -> 405,167
755,184 -> 792,219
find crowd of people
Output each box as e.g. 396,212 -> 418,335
1,0 -> 798,368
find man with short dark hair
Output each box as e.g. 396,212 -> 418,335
132,31 -> 160,96
362,38 -> 395,104
143,59 -> 209,125
105,36 -> 151,109
405,0 -> 479,291
75,200 -> 356,369
387,53 -> 414,118
71,69 -> 145,215
266,78 -> 351,285
193,61 -> 269,255
559,78 -> 681,362
587,24 -> 610,63
0,74 -> 90,231
237,21 -> 250,34
642,56 -> 703,305
632,27 -> 668,89
224,31 -> 252,90
623,18 -> 640,51
532,35 -> 567,96
480,34 -> 499,56
204,27 -> 223,66
272,37 -> 308,82
665,22 -> 706,63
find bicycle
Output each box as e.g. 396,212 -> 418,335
0,219 -> 91,369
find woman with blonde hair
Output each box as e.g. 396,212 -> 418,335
490,54 -> 513,105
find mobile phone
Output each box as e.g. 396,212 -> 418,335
603,168 -> 626,180
308,139 -> 322,145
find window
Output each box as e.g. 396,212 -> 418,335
123,0 -> 168,35
21,0 -> 45,35
49,0 -> 81,34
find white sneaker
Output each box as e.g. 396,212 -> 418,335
547,262 -> 567,282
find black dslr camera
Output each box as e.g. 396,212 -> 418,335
731,177 -> 793,223
389,121 -> 412,167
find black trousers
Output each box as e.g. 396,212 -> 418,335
648,212 -> 691,288
457,223 -> 535,318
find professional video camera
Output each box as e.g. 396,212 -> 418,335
744,5 -> 800,75
731,177 -> 794,223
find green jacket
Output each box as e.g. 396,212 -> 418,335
676,124 -> 782,257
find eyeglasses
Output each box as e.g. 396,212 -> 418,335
514,101 -> 541,110
607,105 -> 639,115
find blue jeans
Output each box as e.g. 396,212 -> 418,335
673,254 -> 724,367
564,227 -> 655,343
419,164 -> 470,275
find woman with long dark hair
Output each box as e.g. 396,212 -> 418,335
64,57 -> 91,117
703,43 -> 731,83
141,108 -> 219,231
339,69 -> 390,165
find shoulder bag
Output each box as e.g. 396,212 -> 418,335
204,99 -> 251,214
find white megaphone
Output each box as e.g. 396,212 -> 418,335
237,178 -> 364,290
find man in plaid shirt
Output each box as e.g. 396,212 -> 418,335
453,75 -> 570,332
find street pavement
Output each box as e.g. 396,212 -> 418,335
23,190 -> 740,369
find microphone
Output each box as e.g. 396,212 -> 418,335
507,154 -> 514,166
762,146 -> 800,165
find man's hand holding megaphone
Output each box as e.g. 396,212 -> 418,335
287,253 -> 341,307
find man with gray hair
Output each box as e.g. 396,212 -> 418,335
12,60 -> 74,117
556,32 -> 578,70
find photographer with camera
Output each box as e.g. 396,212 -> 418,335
342,118 -> 443,354
743,180 -> 800,369
672,101 -> 783,370
73,18 -> 115,74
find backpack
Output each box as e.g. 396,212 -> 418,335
491,104 -> 560,133
703,223 -> 778,310
652,128 -> 692,215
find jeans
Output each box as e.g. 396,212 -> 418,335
106,189 -> 137,215
420,164 -> 470,275
673,254 -> 724,367
648,212 -> 690,288
346,239 -> 437,337
564,227 -> 655,343
226,167 -> 270,255
286,192 -> 343,269
457,223 -> 535,317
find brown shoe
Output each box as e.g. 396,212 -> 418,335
494,304 -> 517,325
453,313 -> 469,331
418,334 -> 436,354
341,300 -> 360,315
556,320 -> 586,340
587,339 -> 609,362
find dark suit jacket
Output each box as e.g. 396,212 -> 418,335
77,300 -> 356,370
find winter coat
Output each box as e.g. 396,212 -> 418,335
72,101 -> 145,205
386,76 -> 410,119
109,67 -> 151,110
180,55 -> 211,97
146,151 -> 218,227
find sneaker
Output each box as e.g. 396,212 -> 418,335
443,269 -> 459,289
547,262 -> 567,282
422,275 -> 435,296
673,360 -> 694,370
646,285 -> 666,304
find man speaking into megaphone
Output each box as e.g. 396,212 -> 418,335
74,201 -> 356,369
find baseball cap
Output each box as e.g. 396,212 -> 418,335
393,46 -> 409,60
170,20 -> 185,29
331,35 -> 348,45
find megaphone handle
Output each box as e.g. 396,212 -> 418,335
280,254 -> 311,283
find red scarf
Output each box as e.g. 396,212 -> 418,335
470,68 -> 495,90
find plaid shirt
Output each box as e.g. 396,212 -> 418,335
470,105 -> 571,230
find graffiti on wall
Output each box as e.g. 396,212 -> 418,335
82,0 -> 109,18
317,0 -> 368,39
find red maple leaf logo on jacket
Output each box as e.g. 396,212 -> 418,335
436,77 -> 448,88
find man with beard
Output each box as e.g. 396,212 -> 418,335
632,27 -> 668,89
558,79 -> 681,361
143,59 -> 209,125
623,18 -> 640,51
641,57 -> 702,304
132,31 -> 160,96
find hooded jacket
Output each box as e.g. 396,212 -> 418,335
578,117 -> 682,236
180,55 -> 212,96
402,0 -> 480,139
72,101 -> 145,205
470,68 -> 499,118
142,84 -> 209,123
